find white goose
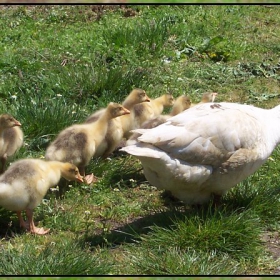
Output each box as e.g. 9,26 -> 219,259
121,102 -> 280,204
126,95 -> 192,146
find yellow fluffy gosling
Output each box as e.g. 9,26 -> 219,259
131,93 -> 175,136
190,92 -> 218,107
0,159 -> 83,235
0,114 -> 22,173
127,95 -> 192,145
86,88 -> 150,159
45,102 -> 130,184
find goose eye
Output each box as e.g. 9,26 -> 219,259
69,167 -> 76,174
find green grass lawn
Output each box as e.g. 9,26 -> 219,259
0,4 -> 280,275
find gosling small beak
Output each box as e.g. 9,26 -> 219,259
14,120 -> 21,127
145,97 -> 151,102
123,108 -> 130,115
76,174 -> 84,183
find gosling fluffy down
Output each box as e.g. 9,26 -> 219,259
0,159 -> 83,235
45,102 -> 130,184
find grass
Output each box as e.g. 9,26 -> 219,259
0,237 -> 111,275
0,4 -> 280,275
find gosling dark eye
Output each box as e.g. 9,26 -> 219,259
69,168 -> 76,173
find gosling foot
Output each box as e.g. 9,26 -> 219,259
30,227 -> 50,235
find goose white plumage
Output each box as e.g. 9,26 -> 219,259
130,92 -> 216,138
121,102 -> 280,204
126,95 -> 192,146
0,159 -> 83,235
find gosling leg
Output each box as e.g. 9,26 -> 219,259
16,211 -> 29,229
26,209 -> 50,235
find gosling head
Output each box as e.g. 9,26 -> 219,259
179,95 -> 192,109
107,102 -> 131,118
130,88 -> 151,103
61,163 -> 84,183
201,92 -> 218,103
0,114 -> 21,129
165,94 -> 175,106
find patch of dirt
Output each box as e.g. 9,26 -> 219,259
0,4 -> 139,20
261,231 -> 280,274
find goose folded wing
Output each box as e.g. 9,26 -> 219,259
133,107 -> 262,168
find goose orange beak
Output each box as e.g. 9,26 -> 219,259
75,174 -> 84,183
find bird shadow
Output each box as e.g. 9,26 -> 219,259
0,208 -> 47,239
82,208 -> 188,248
81,185 -> 265,250
0,184 -> 262,241
81,196 -> 232,250
0,209 -> 21,239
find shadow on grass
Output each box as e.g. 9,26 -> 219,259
82,182 -> 280,250
81,194 -> 250,250
83,208 -> 189,248
0,209 -> 21,239
0,202 -> 56,239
